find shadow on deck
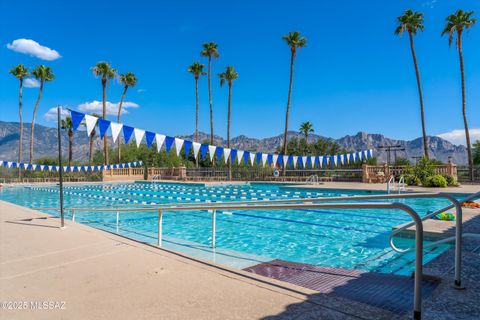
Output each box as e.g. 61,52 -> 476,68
244,259 -> 438,318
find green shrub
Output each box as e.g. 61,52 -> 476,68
405,175 -> 421,186
414,157 -> 435,183
424,175 -> 448,188
442,174 -> 458,186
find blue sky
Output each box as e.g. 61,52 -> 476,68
1,0 -> 479,145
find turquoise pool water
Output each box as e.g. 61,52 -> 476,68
0,182 -> 458,275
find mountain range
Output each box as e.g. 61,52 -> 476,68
0,121 -> 468,165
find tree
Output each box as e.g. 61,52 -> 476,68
187,62 -> 206,143
117,72 -> 137,162
29,65 -> 54,163
473,141 -> 480,165
280,138 -> 343,157
9,64 -> 29,178
92,61 -> 117,165
395,9 -> 429,159
281,31 -> 307,170
442,10 -> 477,181
299,121 -> 314,150
201,42 -> 219,145
61,116 -> 74,166
219,66 -> 239,180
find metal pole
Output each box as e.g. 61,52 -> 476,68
57,106 -> 65,228
211,209 -> 216,248
446,196 -> 464,289
157,209 -> 163,247
72,209 -> 75,222
411,209 -> 424,320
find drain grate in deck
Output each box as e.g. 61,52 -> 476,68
244,259 -> 440,314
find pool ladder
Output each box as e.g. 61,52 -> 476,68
306,174 -> 319,185
387,175 -> 406,194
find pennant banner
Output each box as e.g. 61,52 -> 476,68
64,110 -> 374,169
0,161 -> 143,172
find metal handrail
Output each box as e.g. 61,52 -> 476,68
387,175 -> 395,194
306,174 -> 319,184
34,191 -> 479,289
36,201 -> 425,319
398,175 -> 405,194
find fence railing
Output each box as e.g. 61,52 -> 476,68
363,163 -> 457,183
457,166 -> 480,183
185,168 -> 362,182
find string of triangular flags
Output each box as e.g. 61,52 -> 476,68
69,109 -> 374,168
0,160 -> 143,172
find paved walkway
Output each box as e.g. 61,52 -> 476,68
0,201 -> 397,320
281,181 -> 480,194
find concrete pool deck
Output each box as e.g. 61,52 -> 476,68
0,201 -> 401,320
279,181 -> 480,194
1,198 -> 480,319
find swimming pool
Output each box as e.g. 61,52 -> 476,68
0,182 -> 457,275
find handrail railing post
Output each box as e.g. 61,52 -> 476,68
158,209 -> 163,247
399,203 -> 424,320
442,194 -> 464,289
212,209 -> 216,248
71,209 -> 75,222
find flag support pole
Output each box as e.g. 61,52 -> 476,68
57,106 -> 65,228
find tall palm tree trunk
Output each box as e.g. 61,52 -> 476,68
208,57 -> 214,145
117,86 -> 128,163
68,131 -> 73,166
227,82 -> 232,180
18,79 -> 23,179
195,77 -> 199,168
89,134 -> 94,165
408,32 -> 429,159
457,32 -> 473,181
305,132 -> 309,149
102,79 -> 109,165
30,80 -> 44,163
282,51 -> 296,174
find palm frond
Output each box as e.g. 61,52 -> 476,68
9,64 -> 29,79
442,10 -> 476,48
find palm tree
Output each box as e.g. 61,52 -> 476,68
219,66 -> 239,180
188,62 -> 206,143
85,113 -> 101,165
61,116 -> 74,166
9,64 -> 29,178
299,121 -> 314,150
281,32 -> 307,164
117,72 -> 137,162
30,65 -> 54,163
201,42 -> 219,145
442,10 -> 477,181
92,61 -> 116,165
395,10 -> 429,159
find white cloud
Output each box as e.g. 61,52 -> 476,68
422,0 -> 437,9
77,100 -> 139,116
43,107 -> 70,121
7,38 -> 61,61
23,78 -> 40,88
437,128 -> 480,146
